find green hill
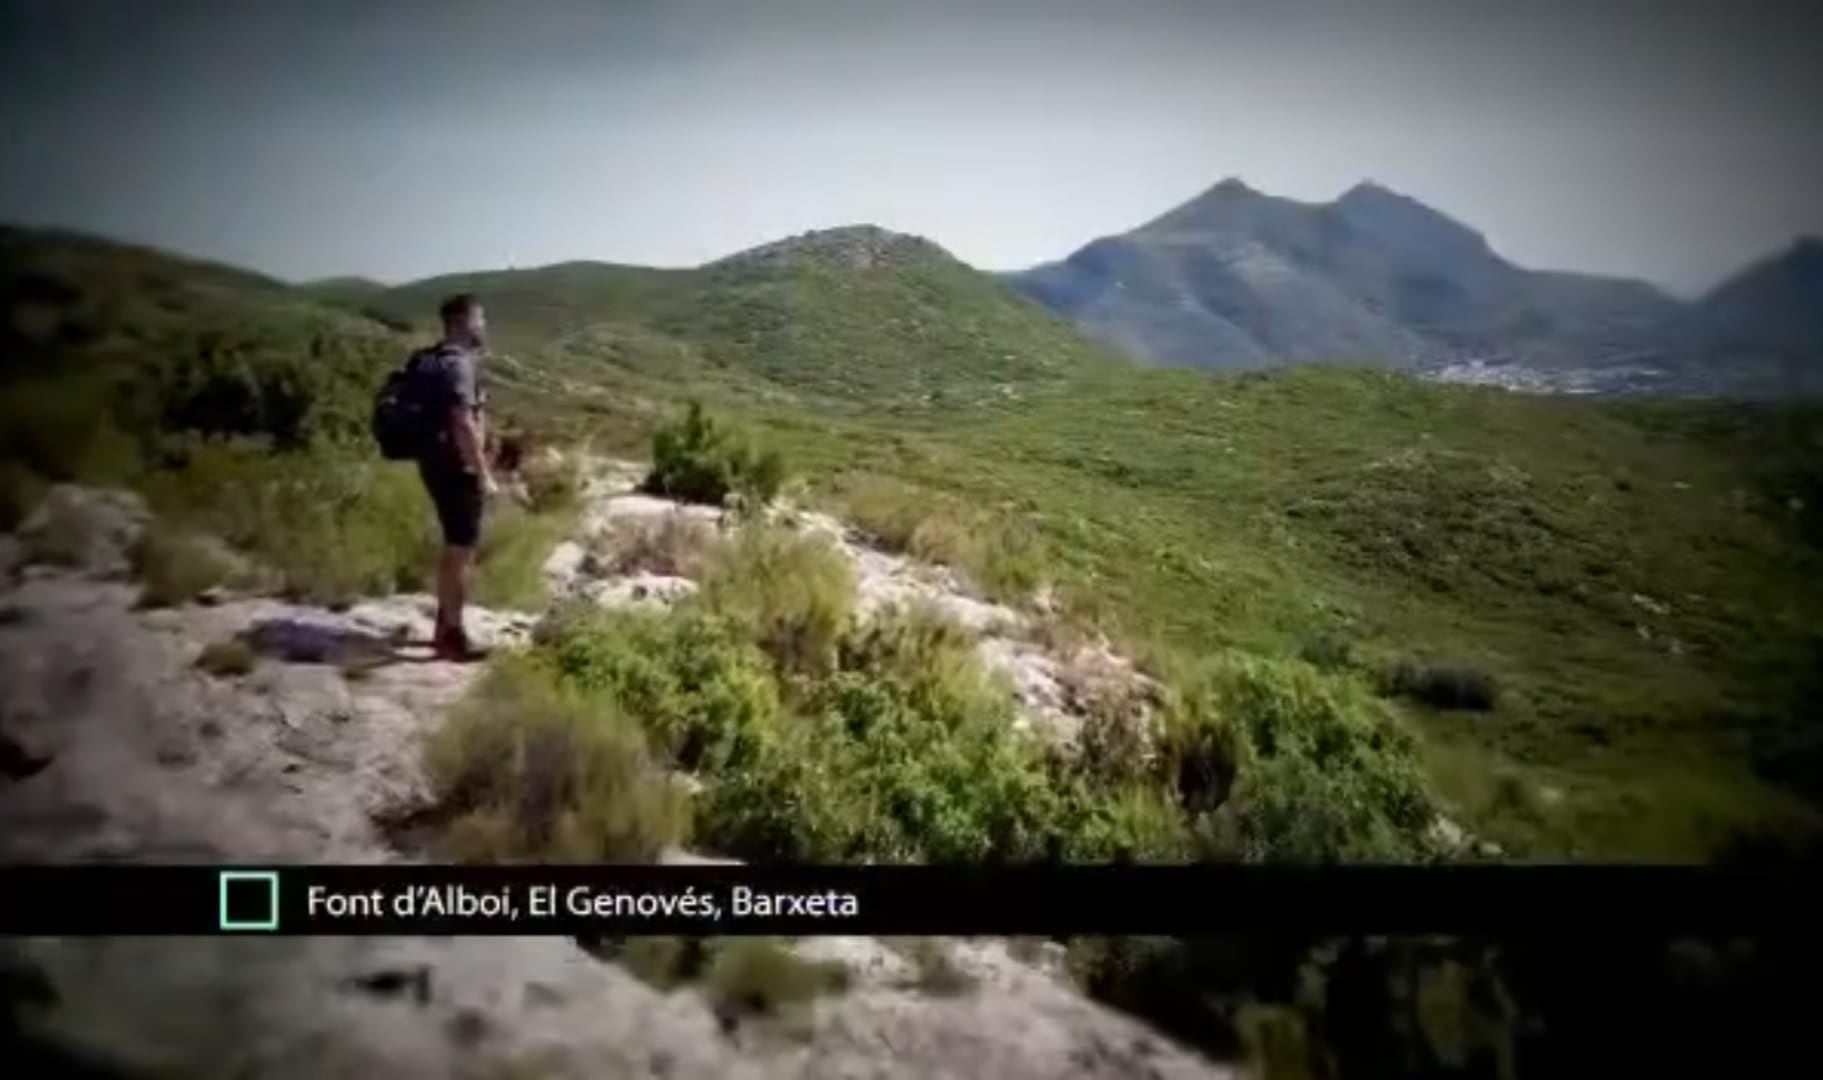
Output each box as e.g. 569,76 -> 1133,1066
330,225 -> 1124,411
2,226 -> 407,469
665,226 -> 1125,407
3,223 -> 1821,861
808,364 -> 1823,858
348,261 -> 692,349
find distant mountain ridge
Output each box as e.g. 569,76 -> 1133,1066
0,220 -> 1119,412
1006,179 -> 1820,398
8,182 -> 1818,406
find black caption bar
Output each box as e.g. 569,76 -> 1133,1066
0,865 -> 1816,936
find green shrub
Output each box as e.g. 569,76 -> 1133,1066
702,938 -> 849,1026
1158,681 -> 1246,817
0,461 -> 47,531
359,304 -> 415,334
836,475 -> 931,551
195,638 -> 256,677
1298,632 -> 1356,671
18,492 -> 95,567
519,452 -> 582,515
1236,1004 -> 1324,1080
690,647 -> 1065,862
132,315 -> 397,449
1382,659 -> 1499,711
897,938 -> 977,996
540,608 -> 781,773
472,500 -> 572,610
645,401 -> 785,508
140,438 -> 437,606
615,935 -> 712,991
0,374 -> 142,488
837,603 -> 999,723
606,935 -> 849,1029
1169,656 -> 1441,862
132,524 -> 251,607
698,524 -> 856,679
424,656 -> 689,863
1063,935 -> 1217,1040
833,474 -> 1051,600
529,599 -> 1187,864
1050,778 -> 1196,861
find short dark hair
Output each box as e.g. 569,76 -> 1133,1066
438,293 -> 480,323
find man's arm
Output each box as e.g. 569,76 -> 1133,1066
450,406 -> 491,482
443,350 -> 496,494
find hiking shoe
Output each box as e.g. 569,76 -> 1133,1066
432,626 -> 491,663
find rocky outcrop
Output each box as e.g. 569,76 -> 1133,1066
0,474 -> 1235,1079
536,463 -> 1164,752
16,485 -> 151,579
8,932 -> 1229,1080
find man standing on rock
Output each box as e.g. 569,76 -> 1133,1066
415,293 -> 497,661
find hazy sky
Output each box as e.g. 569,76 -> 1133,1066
2,0 -> 1819,294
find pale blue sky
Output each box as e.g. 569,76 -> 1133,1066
2,0 -> 1819,294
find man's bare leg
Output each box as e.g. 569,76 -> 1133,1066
435,544 -> 473,640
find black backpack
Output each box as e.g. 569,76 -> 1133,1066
372,349 -> 437,461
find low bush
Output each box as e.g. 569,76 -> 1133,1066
615,935 -> 712,991
698,524 -> 856,679
645,401 -> 785,508
837,602 -> 998,723
836,474 -> 942,552
1298,632 -> 1356,671
897,938 -> 977,996
1049,778 -> 1196,862
694,671 -> 1061,861
518,451 -> 582,515
1236,1004 -> 1324,1080
540,608 -> 781,773
0,374 -> 143,491
195,638 -> 256,677
1166,656 -> 1441,862
140,438 -> 437,606
1382,659 -> 1499,711
525,599 -> 1186,864
834,473 -> 1051,600
702,938 -> 850,1028
423,656 -> 689,863
606,934 -> 848,1030
698,623 -> 1189,862
0,461 -> 46,531
18,493 -> 96,568
595,512 -> 720,578
472,500 -> 572,610
132,524 -> 252,607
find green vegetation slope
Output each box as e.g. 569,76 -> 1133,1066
4,222 -> 1821,865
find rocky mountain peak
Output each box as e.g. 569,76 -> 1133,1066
714,224 -> 948,272
1336,179 -> 1400,203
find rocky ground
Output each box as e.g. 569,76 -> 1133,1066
0,465 -> 1237,1079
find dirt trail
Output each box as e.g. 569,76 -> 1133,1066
0,471 -> 1234,1080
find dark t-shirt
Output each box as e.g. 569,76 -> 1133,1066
412,343 -> 483,471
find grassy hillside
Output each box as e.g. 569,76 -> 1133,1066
4,224 -> 1821,864
334,225 -> 1125,412
751,366 -> 1823,858
668,227 -> 1124,407
345,261 -> 694,350
2,226 -> 405,478
7,222 -> 1823,1079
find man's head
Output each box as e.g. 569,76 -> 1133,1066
438,293 -> 486,348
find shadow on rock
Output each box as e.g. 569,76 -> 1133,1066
243,617 -> 430,668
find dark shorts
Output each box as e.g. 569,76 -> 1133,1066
418,461 -> 484,548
